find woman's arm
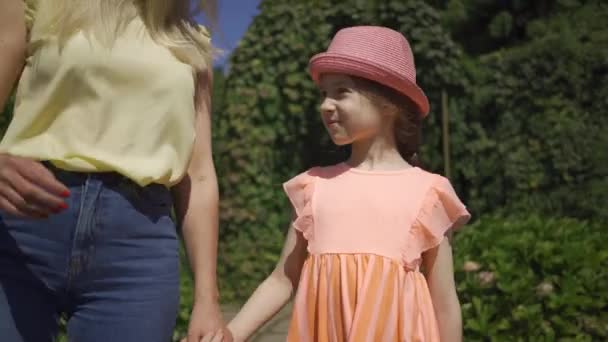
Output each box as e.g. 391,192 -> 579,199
0,0 -> 27,109
423,235 -> 463,342
0,1 -> 70,218
172,69 -> 227,341
228,222 -> 309,341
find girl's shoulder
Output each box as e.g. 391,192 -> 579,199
281,164 -> 345,207
411,168 -> 449,185
285,163 -> 347,183
285,164 -> 458,189
413,170 -> 471,232
403,168 -> 463,202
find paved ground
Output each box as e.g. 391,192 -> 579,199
222,303 -> 292,341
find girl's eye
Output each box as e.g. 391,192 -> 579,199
337,87 -> 349,94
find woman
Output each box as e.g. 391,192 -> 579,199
0,1 -> 229,341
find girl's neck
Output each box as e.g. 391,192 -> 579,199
347,135 -> 411,171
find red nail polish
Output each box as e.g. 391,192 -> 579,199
60,190 -> 71,198
53,203 -> 68,213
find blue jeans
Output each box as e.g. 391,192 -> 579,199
0,167 -> 180,341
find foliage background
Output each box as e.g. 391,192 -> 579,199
210,0 -> 608,338
1,0 -> 606,339
215,0 -> 468,302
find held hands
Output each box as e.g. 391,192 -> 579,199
0,153 -> 70,218
198,319 -> 246,342
190,330 -> 232,342
201,325 -> 243,342
197,329 -> 234,342
181,300 -> 233,342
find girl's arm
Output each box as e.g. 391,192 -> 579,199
228,221 -> 309,341
0,0 -> 27,109
173,70 -> 228,341
423,235 -> 463,342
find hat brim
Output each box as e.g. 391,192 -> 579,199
309,52 -> 430,117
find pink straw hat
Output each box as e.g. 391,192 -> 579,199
309,26 -> 430,117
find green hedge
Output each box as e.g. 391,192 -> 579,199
454,215 -> 608,340
213,0 -> 607,305
173,248 -> 196,341
455,2 -> 608,221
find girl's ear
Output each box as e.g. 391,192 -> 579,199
381,103 -> 400,118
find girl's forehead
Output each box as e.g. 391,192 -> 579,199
319,73 -> 356,89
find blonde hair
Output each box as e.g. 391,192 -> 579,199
26,0 -> 216,70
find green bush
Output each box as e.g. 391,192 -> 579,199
434,0 -> 585,54
454,215 -> 608,340
173,247 -> 196,341
456,2 -> 608,221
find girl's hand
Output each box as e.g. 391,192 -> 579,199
194,329 -> 229,342
226,322 -> 245,342
181,300 -> 232,342
223,223 -> 308,341
0,153 -> 70,218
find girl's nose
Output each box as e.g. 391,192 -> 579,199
320,97 -> 335,116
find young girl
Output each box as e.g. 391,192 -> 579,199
227,26 -> 470,341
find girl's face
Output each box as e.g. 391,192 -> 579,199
318,74 -> 388,146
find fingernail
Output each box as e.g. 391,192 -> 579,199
53,203 -> 68,213
60,190 -> 71,197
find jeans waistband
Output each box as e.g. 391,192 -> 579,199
42,161 -> 148,188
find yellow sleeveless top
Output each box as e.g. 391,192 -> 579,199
0,1 -> 207,186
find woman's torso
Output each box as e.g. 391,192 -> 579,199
0,1 -> 200,186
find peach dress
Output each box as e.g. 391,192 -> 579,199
283,163 -> 470,342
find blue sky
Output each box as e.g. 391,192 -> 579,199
195,0 -> 261,67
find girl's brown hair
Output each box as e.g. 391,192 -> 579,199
353,77 -> 423,167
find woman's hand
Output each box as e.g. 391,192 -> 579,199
0,153 -> 70,218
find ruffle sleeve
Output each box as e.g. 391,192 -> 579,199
283,168 -> 318,240
402,176 -> 471,269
